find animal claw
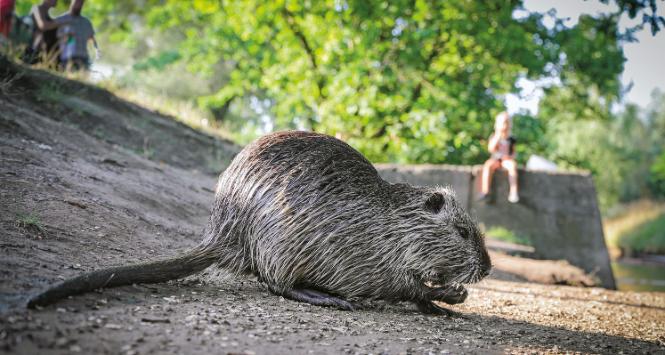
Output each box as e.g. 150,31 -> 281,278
427,283 -> 468,304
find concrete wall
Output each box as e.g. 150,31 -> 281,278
375,164 -> 616,289
376,164 -> 474,207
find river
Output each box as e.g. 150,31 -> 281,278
611,260 -> 665,292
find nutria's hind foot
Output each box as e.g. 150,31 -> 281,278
279,288 -> 357,311
427,284 -> 468,304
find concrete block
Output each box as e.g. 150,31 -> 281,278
376,164 -> 473,207
469,167 -> 615,289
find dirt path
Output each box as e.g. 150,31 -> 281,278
1,59 -> 664,354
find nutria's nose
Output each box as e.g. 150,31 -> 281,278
481,267 -> 491,277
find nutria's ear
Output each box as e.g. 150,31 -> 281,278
424,192 -> 445,214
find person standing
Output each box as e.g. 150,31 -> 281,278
23,0 -> 68,65
478,112 -> 519,203
0,0 -> 15,39
57,0 -> 97,71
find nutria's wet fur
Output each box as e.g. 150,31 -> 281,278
28,131 -> 491,313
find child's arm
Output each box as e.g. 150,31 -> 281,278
35,8 -> 69,31
488,133 -> 500,153
33,6 -> 56,30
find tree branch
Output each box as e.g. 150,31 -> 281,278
281,8 -> 319,70
370,32 -> 443,139
280,7 -> 328,130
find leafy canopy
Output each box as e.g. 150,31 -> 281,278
83,0 -> 660,168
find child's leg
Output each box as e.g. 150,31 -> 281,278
501,159 -> 519,201
481,158 -> 500,195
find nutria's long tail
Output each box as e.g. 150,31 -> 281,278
26,246 -> 216,308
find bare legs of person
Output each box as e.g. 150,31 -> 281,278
501,158 -> 519,203
480,158 -> 500,201
479,158 -> 519,203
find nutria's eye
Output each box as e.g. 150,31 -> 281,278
456,225 -> 471,239
458,227 -> 469,239
424,192 -> 445,214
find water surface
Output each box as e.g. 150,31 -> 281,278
611,261 -> 665,292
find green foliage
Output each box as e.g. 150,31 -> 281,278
650,151 -> 665,195
511,113 -> 547,166
618,213 -> 665,255
646,90 -> 665,196
36,81 -> 65,102
605,0 -> 665,36
133,50 -> 181,71
486,226 -> 532,246
534,98 -> 663,210
83,0 -> 659,166
14,2 -> 32,16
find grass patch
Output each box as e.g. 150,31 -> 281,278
0,70 -> 23,95
97,81 -> 234,142
15,213 -> 46,235
141,136 -> 155,159
36,81 -> 65,102
92,126 -> 107,140
617,214 -> 665,256
485,226 -> 532,246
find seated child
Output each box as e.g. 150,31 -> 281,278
478,112 -> 519,203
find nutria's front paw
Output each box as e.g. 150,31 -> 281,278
429,284 -> 468,304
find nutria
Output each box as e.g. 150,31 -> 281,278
27,130 -> 491,314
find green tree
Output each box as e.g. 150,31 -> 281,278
82,1 -> 662,196
646,90 -> 665,196
90,0 -> 660,163
536,91 -> 665,210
